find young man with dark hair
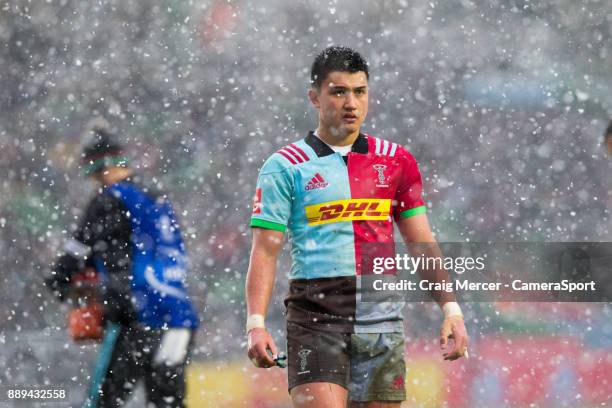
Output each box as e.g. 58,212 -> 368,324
246,46 -> 468,407
45,128 -> 199,408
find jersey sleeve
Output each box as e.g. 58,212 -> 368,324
250,155 -> 294,232
393,147 -> 426,220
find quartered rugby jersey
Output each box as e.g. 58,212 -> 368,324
251,132 -> 426,333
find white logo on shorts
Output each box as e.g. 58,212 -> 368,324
298,349 -> 312,374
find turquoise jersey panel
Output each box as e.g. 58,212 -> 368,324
288,147 -> 356,280
251,139 -> 357,280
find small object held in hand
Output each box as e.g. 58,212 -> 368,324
68,303 -> 104,341
274,353 -> 287,368
68,268 -> 103,341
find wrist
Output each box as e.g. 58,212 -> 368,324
246,314 -> 266,333
442,302 -> 463,318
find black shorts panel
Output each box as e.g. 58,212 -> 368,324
287,321 -> 351,391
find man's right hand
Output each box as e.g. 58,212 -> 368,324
247,328 -> 278,368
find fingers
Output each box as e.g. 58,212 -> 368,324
254,343 -> 276,367
441,317 -> 469,361
249,344 -> 273,368
439,321 -> 451,350
455,321 -> 469,359
443,338 -> 464,361
247,329 -> 277,368
441,337 -> 460,360
268,336 -> 278,359
442,337 -> 464,360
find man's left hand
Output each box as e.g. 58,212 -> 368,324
440,315 -> 469,361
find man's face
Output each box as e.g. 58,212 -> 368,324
309,71 -> 368,140
607,135 -> 612,155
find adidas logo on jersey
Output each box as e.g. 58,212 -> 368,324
305,173 -> 329,191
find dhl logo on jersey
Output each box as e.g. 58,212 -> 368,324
305,199 -> 391,225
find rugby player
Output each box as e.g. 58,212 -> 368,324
246,46 -> 468,408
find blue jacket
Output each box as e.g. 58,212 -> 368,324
48,177 -> 199,330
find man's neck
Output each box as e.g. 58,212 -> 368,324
316,125 -> 359,147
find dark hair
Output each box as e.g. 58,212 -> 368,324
310,46 -> 369,89
81,127 -> 128,175
605,120 -> 612,140
82,127 -> 122,159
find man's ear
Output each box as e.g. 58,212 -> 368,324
308,88 -> 320,109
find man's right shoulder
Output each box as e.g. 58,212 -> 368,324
259,140 -> 312,174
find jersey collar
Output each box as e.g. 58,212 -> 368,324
305,131 -> 369,157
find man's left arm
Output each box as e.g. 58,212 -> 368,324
45,193 -> 131,303
397,213 -> 469,361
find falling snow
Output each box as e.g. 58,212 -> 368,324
0,1 -> 611,407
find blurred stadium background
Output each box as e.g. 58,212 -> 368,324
0,0 -> 610,406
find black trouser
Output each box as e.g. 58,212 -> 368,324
86,322 -> 194,408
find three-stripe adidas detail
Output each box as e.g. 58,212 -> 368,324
276,143 -> 310,164
373,138 -> 399,157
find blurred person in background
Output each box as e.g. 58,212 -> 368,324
246,46 -> 468,408
45,128 -> 199,408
